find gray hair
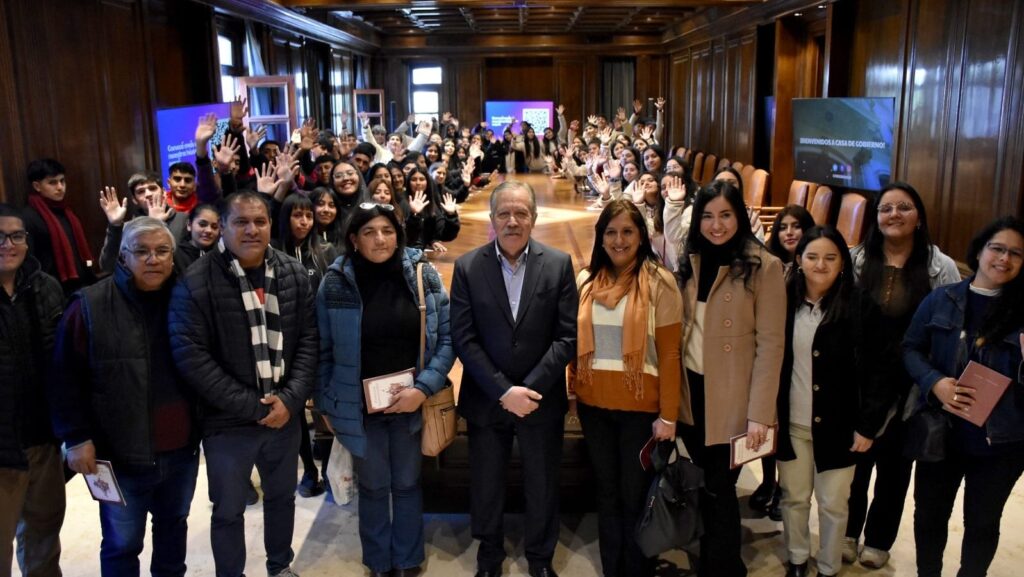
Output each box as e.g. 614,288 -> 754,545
120,217 -> 176,253
490,180 -> 537,216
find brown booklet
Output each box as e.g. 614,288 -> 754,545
948,361 -> 1013,427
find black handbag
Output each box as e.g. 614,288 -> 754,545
903,405 -> 950,462
635,441 -> 704,557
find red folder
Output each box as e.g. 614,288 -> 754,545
947,361 -> 1012,427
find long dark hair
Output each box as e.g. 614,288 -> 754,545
677,180 -> 761,287
309,187 -> 344,245
767,205 -> 815,263
787,226 -> 855,324
966,216 -> 1024,346
664,156 -> 697,207
404,165 -> 440,217
278,194 -> 333,273
713,166 -> 745,198
523,127 -> 543,159
364,176 -> 405,223
637,170 -> 665,234
582,200 -> 660,292
859,181 -> 933,306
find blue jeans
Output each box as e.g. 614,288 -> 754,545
99,447 -> 200,577
353,412 -> 424,573
203,421 -> 300,577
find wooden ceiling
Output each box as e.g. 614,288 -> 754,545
279,0 -> 765,37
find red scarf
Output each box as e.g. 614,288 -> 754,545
27,193 -> 95,282
165,189 -> 197,214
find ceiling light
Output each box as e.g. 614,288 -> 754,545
818,4 -> 826,8
794,12 -> 803,16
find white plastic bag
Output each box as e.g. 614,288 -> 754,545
325,440 -> 355,506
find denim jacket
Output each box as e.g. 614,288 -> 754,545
903,279 -> 1024,445
315,247 -> 454,458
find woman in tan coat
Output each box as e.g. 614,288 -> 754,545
676,179 -> 787,577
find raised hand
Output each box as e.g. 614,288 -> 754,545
628,180 -> 645,204
605,158 -> 622,180
98,186 -> 128,225
598,127 -> 613,144
195,113 -> 218,147
569,119 -> 580,132
592,172 -> 610,198
417,120 -> 432,137
616,106 -> 627,121
214,132 -> 241,172
245,124 -> 267,151
299,118 -> 318,151
255,162 -> 280,196
441,192 -> 458,214
276,151 -> 299,183
409,189 -> 430,215
664,175 -> 686,202
230,95 -> 249,123
406,113 -> 416,125
587,114 -> 598,126
556,104 -> 565,115
442,111 -> 452,123
633,98 -> 643,114
655,96 -> 667,111
640,125 -> 655,142
146,192 -> 173,221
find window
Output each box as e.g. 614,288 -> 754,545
217,26 -> 246,102
410,65 -> 442,124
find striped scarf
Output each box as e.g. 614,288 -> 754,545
219,239 -> 284,396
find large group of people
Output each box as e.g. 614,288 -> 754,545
1,95 -> 1022,577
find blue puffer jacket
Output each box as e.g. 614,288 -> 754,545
316,247 -> 454,458
904,278 -> 1024,446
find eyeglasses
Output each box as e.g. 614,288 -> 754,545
985,242 -> 1024,261
0,231 -> 29,246
878,203 -> 916,215
358,202 -> 394,211
126,247 -> 174,261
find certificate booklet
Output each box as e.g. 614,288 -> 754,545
84,460 -> 126,506
729,425 -> 778,469
948,360 -> 1012,427
363,368 -> 415,413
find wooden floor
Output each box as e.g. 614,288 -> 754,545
425,173 -> 598,288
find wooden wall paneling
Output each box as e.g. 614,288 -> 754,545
770,18 -> 801,207
944,0 -> 1022,255
735,33 -> 757,164
710,39 -> 727,155
1003,0 -> 1024,218
554,58 -> 585,129
147,0 -> 218,108
0,0 -> 25,202
100,0 -> 155,191
452,59 -> 484,125
583,54 -> 601,118
690,42 -> 713,151
483,57 -> 554,102
669,51 -> 691,149
900,0 -> 958,238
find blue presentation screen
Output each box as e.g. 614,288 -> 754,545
792,97 -> 895,191
155,103 -> 232,178
484,101 -> 553,136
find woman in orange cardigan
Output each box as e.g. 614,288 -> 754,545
571,200 -> 684,577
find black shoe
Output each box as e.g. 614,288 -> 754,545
768,486 -> 783,521
474,571 -> 500,577
785,562 -> 808,577
246,481 -> 259,506
368,572 -> 391,577
297,473 -> 325,498
393,568 -> 420,577
528,566 -> 558,577
749,480 -> 776,511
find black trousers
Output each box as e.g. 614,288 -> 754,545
577,403 -> 657,577
298,412 -> 319,480
680,370 -> 746,577
468,414 -> 564,573
914,448 -> 1024,577
846,417 -> 913,550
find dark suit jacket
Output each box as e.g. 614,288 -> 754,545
451,239 -> 578,426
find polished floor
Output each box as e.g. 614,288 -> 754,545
25,175 -> 1024,576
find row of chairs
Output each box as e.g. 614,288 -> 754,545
762,180 -> 869,246
675,148 -> 769,208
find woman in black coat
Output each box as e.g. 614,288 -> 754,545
775,226 -> 890,577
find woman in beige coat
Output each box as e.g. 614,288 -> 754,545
676,179 -> 787,577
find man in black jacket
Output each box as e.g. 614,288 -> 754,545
0,204 -> 65,577
51,216 -> 198,577
451,181 -> 578,577
169,192 -> 317,577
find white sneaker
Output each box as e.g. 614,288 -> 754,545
859,546 -> 890,569
842,537 -> 859,564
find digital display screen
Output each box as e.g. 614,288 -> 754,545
484,101 -> 553,136
155,103 -> 232,178
792,98 -> 895,191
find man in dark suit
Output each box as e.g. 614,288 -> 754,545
451,180 -> 578,577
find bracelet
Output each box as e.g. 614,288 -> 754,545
658,417 -> 675,426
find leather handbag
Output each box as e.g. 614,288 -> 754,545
903,404 -> 950,462
415,263 -> 457,457
635,441 -> 704,557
